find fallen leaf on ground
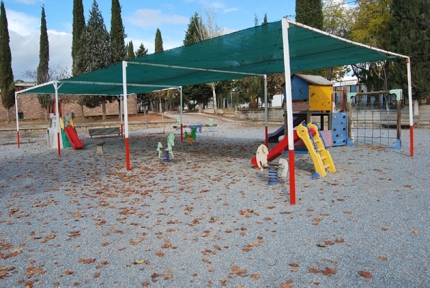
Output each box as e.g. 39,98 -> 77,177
78,258 -> 96,264
322,267 -> 336,276
309,268 -> 320,274
358,270 -> 372,278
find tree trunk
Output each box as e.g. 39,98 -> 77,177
118,99 -> 121,120
102,100 -> 106,120
6,108 -> 10,123
44,108 -> 48,121
211,83 -> 217,115
80,104 -> 85,119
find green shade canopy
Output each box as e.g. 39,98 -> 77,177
19,19 -> 405,96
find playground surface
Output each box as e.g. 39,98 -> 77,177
0,113 -> 429,287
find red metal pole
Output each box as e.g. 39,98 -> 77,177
17,131 -> 20,148
125,137 -> 130,170
288,150 -> 296,205
410,126 -> 414,157
265,126 -> 268,147
57,133 -> 61,156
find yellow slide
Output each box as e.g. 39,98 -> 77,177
296,123 -> 336,178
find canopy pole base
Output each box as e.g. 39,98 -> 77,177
125,137 -> 130,170
57,132 -> 61,156
288,150 -> 296,205
17,131 -> 20,148
265,126 -> 268,147
410,126 -> 414,157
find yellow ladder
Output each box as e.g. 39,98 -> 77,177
296,123 -> 336,178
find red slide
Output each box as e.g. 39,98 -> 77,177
250,128 -> 316,168
64,126 -> 84,150
251,131 -> 299,167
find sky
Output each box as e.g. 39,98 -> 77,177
4,0 -> 297,81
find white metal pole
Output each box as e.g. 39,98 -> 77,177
122,61 -> 131,170
120,95 -> 123,137
264,74 -> 268,146
15,92 -> 20,148
406,57 -> 414,157
282,17 -> 296,205
54,81 -> 61,156
180,86 -> 183,142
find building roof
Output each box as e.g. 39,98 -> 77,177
293,73 -> 333,86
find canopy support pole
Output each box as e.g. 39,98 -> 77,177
122,61 -> 131,170
54,81 -> 61,156
282,18 -> 296,205
180,86 -> 183,142
406,58 -> 414,157
15,92 -> 20,148
119,95 -> 124,138
264,74 -> 268,147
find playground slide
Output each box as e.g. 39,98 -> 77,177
64,126 -> 84,150
268,114 -> 307,143
251,131 -> 300,168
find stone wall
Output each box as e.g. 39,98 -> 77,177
236,108 -> 284,122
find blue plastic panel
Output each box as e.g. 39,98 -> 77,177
291,76 -> 309,101
332,112 -> 348,146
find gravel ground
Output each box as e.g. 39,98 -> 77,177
0,113 -> 429,288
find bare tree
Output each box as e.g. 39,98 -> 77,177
200,7 -> 222,114
23,65 -> 71,120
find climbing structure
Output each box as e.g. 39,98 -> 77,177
296,123 -> 336,178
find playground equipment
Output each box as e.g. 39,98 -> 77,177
254,144 -> 289,185
184,127 -> 197,145
268,114 -> 307,143
157,132 -> 175,163
346,90 -> 402,149
47,113 -> 84,150
290,74 -> 333,128
296,122 -> 336,178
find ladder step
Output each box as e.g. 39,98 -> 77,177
320,155 -> 327,161
324,164 -> 331,169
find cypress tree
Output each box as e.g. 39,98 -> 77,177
135,43 -> 148,57
295,0 -> 323,30
154,28 -> 164,53
72,0 -> 85,76
390,0 -> 430,100
126,41 -> 135,60
110,0 -> 126,64
262,13 -> 268,25
37,5 -> 50,120
0,1 -> 15,123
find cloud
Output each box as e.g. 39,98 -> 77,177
7,9 -> 39,36
6,9 -> 72,80
10,30 -> 72,81
223,8 -> 238,13
127,9 -> 188,28
220,27 -> 237,36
